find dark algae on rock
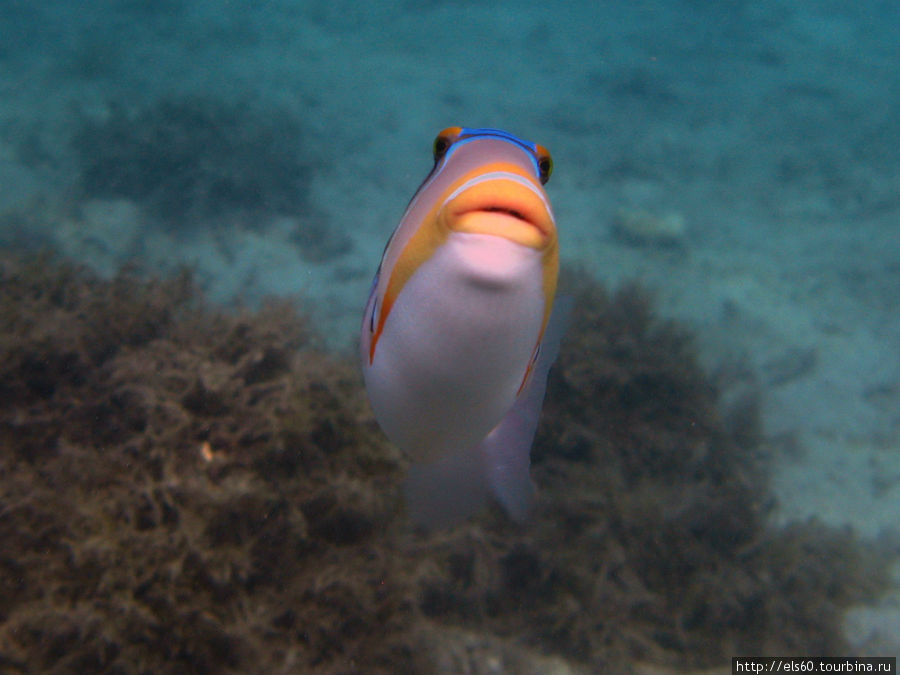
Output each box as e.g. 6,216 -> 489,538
0,253 -> 412,672
0,255 -> 891,673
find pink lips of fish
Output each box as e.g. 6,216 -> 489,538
360,127 -> 566,528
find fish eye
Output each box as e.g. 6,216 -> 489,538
535,145 -> 553,184
433,136 -> 451,161
433,126 -> 463,161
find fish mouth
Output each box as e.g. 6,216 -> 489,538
479,205 -> 533,223
440,176 -> 555,249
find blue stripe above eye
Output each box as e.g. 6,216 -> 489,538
458,128 -> 540,154
443,128 -> 543,177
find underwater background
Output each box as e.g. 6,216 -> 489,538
0,0 -> 897,672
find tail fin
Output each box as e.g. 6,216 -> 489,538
405,444 -> 489,529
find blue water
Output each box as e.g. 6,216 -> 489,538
1,0 -> 898,664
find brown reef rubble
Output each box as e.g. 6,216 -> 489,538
0,254 -> 891,673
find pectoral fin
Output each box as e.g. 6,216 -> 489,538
482,295 -> 572,521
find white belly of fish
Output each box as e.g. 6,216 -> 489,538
364,232 -> 546,463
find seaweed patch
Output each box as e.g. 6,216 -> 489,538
412,271 -> 891,668
0,254 -> 891,672
0,253 -> 411,672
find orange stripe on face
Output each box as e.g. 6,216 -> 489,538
368,194 -> 449,363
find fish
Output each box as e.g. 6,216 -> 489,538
360,127 -> 568,528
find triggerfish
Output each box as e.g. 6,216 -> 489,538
361,127 -> 569,528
